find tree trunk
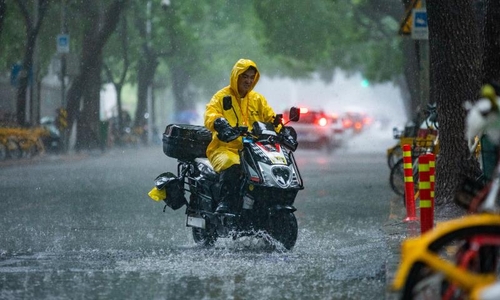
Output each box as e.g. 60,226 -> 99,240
75,51 -> 103,151
171,64 -> 192,113
0,0 -> 7,46
482,0 -> 500,83
427,0 -> 482,208
65,0 -> 127,151
14,0 -> 49,126
402,39 -> 422,122
134,51 -> 157,128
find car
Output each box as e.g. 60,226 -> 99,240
287,108 -> 343,152
329,113 -> 345,147
342,111 -> 371,133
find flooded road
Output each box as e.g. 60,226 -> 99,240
0,128 -> 395,299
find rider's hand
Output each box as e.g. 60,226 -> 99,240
214,118 -> 239,142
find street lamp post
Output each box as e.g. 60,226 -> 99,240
60,0 -> 68,108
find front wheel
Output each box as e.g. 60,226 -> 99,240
387,144 -> 402,169
389,158 -> 405,197
267,212 -> 298,250
389,158 -> 419,205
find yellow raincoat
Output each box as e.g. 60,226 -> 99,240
204,59 -> 277,172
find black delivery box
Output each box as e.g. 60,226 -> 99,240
162,124 -> 212,160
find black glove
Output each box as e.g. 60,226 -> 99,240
214,118 -> 239,142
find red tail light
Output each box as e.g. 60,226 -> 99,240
318,117 -> 328,127
343,119 -> 352,128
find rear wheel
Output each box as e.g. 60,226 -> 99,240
267,212 -> 298,250
192,223 -> 217,247
190,194 -> 218,247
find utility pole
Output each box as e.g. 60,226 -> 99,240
146,0 -> 153,145
59,0 -> 69,152
60,0 -> 68,108
31,0 -> 40,126
413,0 -> 430,115
420,0 -> 430,111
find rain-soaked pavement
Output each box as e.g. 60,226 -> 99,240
0,127 -> 397,299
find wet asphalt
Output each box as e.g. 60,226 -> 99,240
1,128 -> 467,300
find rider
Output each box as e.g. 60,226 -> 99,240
204,58 -> 280,214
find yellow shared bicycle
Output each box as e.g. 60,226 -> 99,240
391,213 -> 500,299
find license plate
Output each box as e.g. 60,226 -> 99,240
187,216 -> 205,228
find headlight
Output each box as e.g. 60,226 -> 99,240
271,166 -> 292,188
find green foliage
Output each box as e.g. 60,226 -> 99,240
0,1 -> 88,80
1,0 -> 405,111
254,1 -> 335,63
253,0 -> 403,84
0,3 -> 25,69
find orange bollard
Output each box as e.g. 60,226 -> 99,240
419,154 -> 433,233
403,144 -> 417,222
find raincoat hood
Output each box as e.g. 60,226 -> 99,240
229,59 -> 260,98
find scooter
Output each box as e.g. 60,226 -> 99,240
148,100 -> 303,250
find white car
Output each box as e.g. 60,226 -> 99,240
290,108 -> 343,152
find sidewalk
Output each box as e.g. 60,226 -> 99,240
384,194 -> 466,299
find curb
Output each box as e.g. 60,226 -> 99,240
384,195 -> 408,300
0,151 -> 91,168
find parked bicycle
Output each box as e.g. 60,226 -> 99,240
389,104 -> 439,200
0,127 -> 48,161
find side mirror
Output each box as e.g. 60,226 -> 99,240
289,107 -> 300,122
223,96 -> 232,111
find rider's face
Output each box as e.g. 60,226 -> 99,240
237,69 -> 256,98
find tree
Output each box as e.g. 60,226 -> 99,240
14,0 -> 50,126
0,0 -> 6,39
427,0 -> 482,208
130,0 -> 159,131
103,13 -> 131,139
252,0 -> 429,124
65,0 -> 127,151
482,0 -> 500,83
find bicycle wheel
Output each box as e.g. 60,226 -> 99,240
401,224 -> 500,300
388,144 -> 403,169
390,158 -> 419,203
390,158 -> 405,197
